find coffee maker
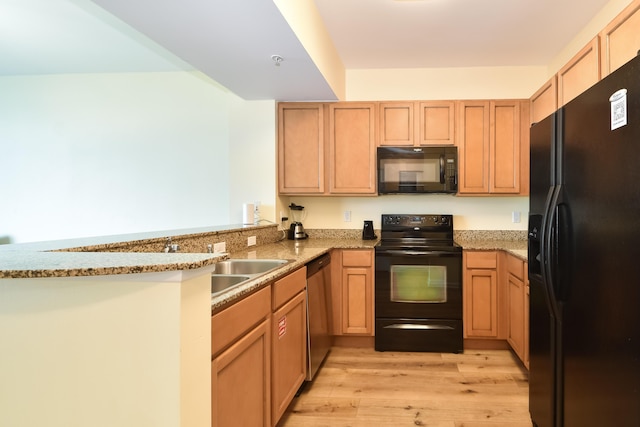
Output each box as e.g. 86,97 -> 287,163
287,203 -> 308,240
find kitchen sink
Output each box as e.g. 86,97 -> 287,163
211,274 -> 251,294
212,259 -> 290,275
211,259 -> 291,296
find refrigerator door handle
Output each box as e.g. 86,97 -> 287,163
543,184 -> 564,317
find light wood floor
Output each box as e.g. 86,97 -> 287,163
279,347 -> 533,427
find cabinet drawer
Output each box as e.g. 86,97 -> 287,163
272,267 -> 307,310
506,254 -> 524,280
465,251 -> 497,269
342,250 -> 372,267
212,286 -> 271,357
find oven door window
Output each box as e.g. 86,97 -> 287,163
390,265 -> 447,303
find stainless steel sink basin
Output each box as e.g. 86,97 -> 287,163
211,274 -> 250,294
210,259 -> 291,296
212,259 -> 289,275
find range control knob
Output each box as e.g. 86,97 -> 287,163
441,216 -> 448,224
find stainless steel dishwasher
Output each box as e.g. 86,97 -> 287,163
305,253 -> 332,381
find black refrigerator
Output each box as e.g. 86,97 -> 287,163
528,53 -> 640,427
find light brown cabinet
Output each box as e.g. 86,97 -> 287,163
417,101 -> 456,146
378,102 -> 415,146
277,103 -> 325,195
328,103 -> 377,194
506,254 -> 526,363
457,100 -> 527,195
463,251 -> 499,338
378,101 -> 455,146
330,249 -> 375,336
271,267 -> 307,426
530,76 -> 558,125
277,102 -> 376,195
211,286 -> 272,427
558,37 -> 600,107
600,0 -> 640,78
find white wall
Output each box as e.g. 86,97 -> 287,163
0,72 -> 277,244
347,66 -> 548,101
289,196 -> 528,231
228,99 -> 278,225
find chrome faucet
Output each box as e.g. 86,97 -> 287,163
164,237 -> 179,253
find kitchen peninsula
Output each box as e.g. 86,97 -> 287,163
0,224 -> 377,427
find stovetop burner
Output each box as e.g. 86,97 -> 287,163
377,214 -> 458,251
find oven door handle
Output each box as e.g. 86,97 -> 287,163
383,324 -> 455,331
377,249 -> 457,256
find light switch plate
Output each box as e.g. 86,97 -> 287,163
213,242 -> 226,253
512,211 -> 521,223
248,236 -> 257,246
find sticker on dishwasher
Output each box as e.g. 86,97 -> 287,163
278,316 -> 287,339
610,89 -> 627,130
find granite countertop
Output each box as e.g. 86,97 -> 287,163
0,223 -> 268,279
210,237 -> 378,311
455,238 -> 528,261
0,250 -> 227,279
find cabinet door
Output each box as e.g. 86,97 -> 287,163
379,102 -> 415,146
507,273 -> 526,360
530,76 -> 558,125
417,101 -> 455,145
328,103 -> 377,194
600,0 -> 640,77
212,318 -> 271,427
464,268 -> 498,338
457,101 -> 490,194
278,103 -> 325,194
464,251 -> 498,338
342,266 -> 374,335
271,291 -> 307,426
490,100 -> 521,194
558,37 -> 600,106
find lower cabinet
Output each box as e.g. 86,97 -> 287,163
331,249 -> 375,336
506,255 -> 526,361
211,268 -> 308,427
463,250 -> 530,368
463,251 -> 499,338
211,286 -> 272,427
271,268 -> 307,426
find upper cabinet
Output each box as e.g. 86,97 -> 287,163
328,103 -> 377,194
378,101 -> 455,146
417,101 -> 456,146
599,0 -> 640,77
278,102 -> 376,195
530,76 -> 557,125
558,37 -> 600,106
378,102 -> 415,146
278,100 -> 528,197
533,1 -> 640,113
277,103 -> 325,194
457,100 -> 527,195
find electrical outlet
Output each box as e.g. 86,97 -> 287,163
213,242 -> 226,253
512,211 -> 521,223
344,210 -> 351,222
248,236 -> 257,246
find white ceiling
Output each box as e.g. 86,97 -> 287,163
1,0 -> 613,101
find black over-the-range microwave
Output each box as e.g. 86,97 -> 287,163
377,146 -> 458,194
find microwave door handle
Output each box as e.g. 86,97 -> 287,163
439,155 -> 445,184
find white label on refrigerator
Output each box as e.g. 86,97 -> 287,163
609,89 -> 628,130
